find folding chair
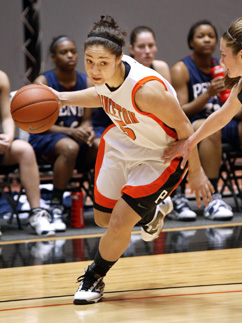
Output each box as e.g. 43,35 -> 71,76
219,143 -> 242,211
0,166 -> 23,229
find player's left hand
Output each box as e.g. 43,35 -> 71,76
187,167 -> 214,208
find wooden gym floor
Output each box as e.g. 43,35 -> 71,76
1,212 -> 242,322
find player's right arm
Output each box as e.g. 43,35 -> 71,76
58,87 -> 101,108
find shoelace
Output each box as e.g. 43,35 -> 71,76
76,271 -> 102,291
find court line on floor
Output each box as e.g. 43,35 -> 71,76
1,281 -> 242,311
1,288 -> 242,311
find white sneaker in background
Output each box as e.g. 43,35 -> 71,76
204,193 -> 233,220
167,194 -> 197,221
29,208 -> 55,236
50,205 -> 66,232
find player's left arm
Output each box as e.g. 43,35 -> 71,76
135,80 -> 193,140
135,80 -> 214,207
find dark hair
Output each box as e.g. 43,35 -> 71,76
49,35 -> 75,54
187,20 -> 218,49
85,15 -> 127,57
222,18 -> 242,88
130,26 -> 156,46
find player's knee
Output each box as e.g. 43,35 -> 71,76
56,140 -> 79,161
65,142 -> 79,158
13,140 -> 36,162
108,215 -> 128,237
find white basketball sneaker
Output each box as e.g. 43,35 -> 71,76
141,197 -> 173,242
73,266 -> 105,305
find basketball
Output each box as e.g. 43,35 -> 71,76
10,84 -> 59,133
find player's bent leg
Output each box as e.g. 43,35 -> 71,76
99,198 -> 141,261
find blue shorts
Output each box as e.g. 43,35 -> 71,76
0,139 -> 18,174
29,133 -> 90,172
93,126 -> 107,139
222,119 -> 240,149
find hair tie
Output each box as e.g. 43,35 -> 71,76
226,30 -> 242,47
88,33 -> 122,47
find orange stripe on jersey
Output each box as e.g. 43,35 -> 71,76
94,124 -> 118,209
131,76 -> 177,140
121,158 -> 186,198
95,189 -> 118,209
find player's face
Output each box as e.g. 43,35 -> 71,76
85,45 -> 122,86
130,31 -> 157,67
52,40 -> 78,70
190,25 -> 217,54
220,38 -> 242,78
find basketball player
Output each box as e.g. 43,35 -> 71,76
47,15 -> 213,304
0,70 -> 54,237
129,25 -> 171,82
162,18 -> 242,169
30,36 -> 99,232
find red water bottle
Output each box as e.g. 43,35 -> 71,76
211,60 -> 230,102
71,191 -> 84,228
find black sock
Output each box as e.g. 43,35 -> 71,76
209,178 -> 218,194
89,249 -> 118,277
51,188 -> 65,205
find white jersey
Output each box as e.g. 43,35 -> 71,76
94,55 -> 187,210
95,55 -> 178,151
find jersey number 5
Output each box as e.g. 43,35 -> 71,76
115,119 -> 136,140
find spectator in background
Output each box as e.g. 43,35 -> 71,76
169,20 -> 235,221
0,70 -> 54,237
29,36 -> 99,232
129,25 -> 171,82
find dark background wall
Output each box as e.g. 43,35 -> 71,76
0,0 -> 241,91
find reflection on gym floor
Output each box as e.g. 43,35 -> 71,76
0,226 -> 240,268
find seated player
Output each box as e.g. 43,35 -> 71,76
0,70 -> 54,237
29,36 -> 99,232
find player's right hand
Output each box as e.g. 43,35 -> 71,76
39,83 -> 62,109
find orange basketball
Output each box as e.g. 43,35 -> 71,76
11,84 -> 59,133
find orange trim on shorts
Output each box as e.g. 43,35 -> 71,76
121,158 -> 187,198
131,76 -> 177,140
94,124 -> 118,209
